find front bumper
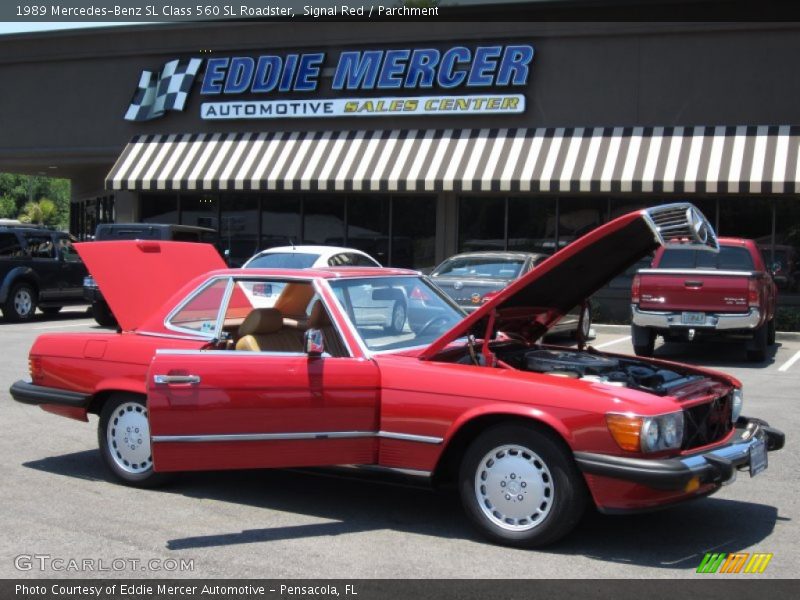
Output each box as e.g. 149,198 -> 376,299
575,417 -> 784,491
631,305 -> 761,331
9,380 -> 91,409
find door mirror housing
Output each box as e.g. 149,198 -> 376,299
304,329 -> 324,357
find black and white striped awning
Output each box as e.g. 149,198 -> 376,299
106,126 -> 800,194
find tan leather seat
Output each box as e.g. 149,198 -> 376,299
307,301 -> 348,358
235,308 -> 304,352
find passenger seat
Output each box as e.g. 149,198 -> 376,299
235,308 -> 305,352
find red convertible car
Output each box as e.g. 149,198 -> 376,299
10,204 -> 784,547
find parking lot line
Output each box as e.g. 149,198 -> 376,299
593,335 -> 632,349
778,349 -> 800,372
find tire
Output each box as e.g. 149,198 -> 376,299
746,323 -> 768,363
98,394 -> 168,488
458,424 -> 587,548
385,301 -> 407,334
573,304 -> 592,340
2,282 -> 37,322
631,323 -> 655,357
92,300 -> 118,328
767,318 -> 776,346
40,306 -> 63,316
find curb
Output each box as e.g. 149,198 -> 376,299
593,323 -> 800,342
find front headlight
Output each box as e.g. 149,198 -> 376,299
607,411 -> 684,453
732,388 -> 744,423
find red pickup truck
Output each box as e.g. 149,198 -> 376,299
631,238 -> 777,362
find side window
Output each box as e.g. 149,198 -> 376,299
0,233 -> 23,258
24,235 -> 55,259
167,278 -> 230,335
353,253 -> 379,267
57,237 -> 82,263
328,253 -> 354,267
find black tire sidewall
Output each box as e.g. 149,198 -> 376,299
98,394 -> 165,487
458,424 -> 586,548
4,282 -> 37,321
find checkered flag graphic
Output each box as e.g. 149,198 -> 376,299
124,58 -> 203,121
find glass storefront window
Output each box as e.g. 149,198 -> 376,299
140,193 -> 178,224
458,196 -> 505,252
261,194 -> 301,250
392,196 -> 436,270
507,197 -> 557,254
346,195 -> 390,265
180,194 -> 218,230
303,194 -> 344,245
556,197 -> 605,249
220,195 -> 259,267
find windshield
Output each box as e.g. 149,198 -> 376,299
246,252 -> 319,269
432,256 -> 525,280
658,247 -> 755,271
329,276 -> 465,352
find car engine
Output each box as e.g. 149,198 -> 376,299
500,347 -> 702,395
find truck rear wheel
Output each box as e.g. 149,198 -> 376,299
631,324 -> 655,357
746,323 -> 768,362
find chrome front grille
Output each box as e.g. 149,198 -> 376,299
642,203 -> 719,252
682,394 -> 733,450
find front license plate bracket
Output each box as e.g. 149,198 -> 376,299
749,438 -> 768,477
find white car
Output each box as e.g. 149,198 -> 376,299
243,245 -> 381,269
241,246 -> 405,332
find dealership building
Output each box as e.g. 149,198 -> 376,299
1,13 -> 800,312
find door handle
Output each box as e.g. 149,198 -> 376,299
153,374 -> 201,385
684,280 -> 703,288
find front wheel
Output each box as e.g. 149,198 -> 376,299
3,282 -> 37,322
92,300 -> 118,328
459,424 -> 586,548
98,394 -> 168,488
631,323 -> 655,357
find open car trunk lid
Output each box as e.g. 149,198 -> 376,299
420,203 -> 719,360
75,241 -> 227,331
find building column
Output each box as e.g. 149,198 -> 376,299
436,192 -> 458,265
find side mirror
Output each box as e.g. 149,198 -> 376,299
304,329 -> 324,357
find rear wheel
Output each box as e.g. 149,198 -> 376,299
746,323 -> 768,362
92,300 -> 118,328
98,394 -> 168,487
459,424 -> 586,548
631,324 -> 655,357
2,282 -> 37,322
574,305 -> 592,340
385,301 -> 407,334
767,318 -> 776,346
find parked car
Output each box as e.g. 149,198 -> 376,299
84,223 -> 218,327
759,243 -> 798,292
430,251 -> 592,339
631,237 -> 778,362
10,204 -> 784,548
0,224 -> 87,322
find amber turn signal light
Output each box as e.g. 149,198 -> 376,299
605,414 -> 643,452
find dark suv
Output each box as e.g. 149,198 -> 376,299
0,225 -> 87,322
85,223 -> 218,327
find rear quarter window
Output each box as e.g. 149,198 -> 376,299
0,232 -> 23,258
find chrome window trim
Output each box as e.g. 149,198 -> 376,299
155,348 -> 307,358
152,430 -> 443,445
163,276 -> 226,339
311,279 -> 355,358
138,330 -> 211,342
318,279 -> 371,359
213,276 -> 235,340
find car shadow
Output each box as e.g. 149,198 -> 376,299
652,340 -> 781,369
23,450 -> 783,570
0,306 -> 92,326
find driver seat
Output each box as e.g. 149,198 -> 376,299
235,308 -> 304,352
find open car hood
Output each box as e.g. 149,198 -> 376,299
76,241 -> 227,331
420,203 -> 718,360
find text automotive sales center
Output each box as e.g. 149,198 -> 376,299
2,13 -> 800,313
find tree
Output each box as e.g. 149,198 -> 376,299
18,198 -> 59,227
0,173 -> 70,229
0,195 -> 16,219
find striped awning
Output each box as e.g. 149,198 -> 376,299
106,125 -> 800,194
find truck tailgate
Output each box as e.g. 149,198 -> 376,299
637,269 -> 752,313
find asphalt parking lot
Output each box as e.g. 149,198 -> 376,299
0,307 -> 797,579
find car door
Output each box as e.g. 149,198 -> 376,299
55,236 -> 87,298
21,232 -> 60,301
146,278 -> 381,473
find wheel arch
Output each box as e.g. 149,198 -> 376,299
432,409 -> 575,489
0,267 -> 40,303
88,380 -> 148,415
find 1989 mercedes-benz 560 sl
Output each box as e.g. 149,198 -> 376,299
10,204 -> 785,547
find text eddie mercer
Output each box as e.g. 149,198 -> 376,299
16,584 -> 359,596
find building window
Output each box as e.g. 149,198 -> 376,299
303,194 -> 344,245
392,195 -> 436,270
507,197 -> 557,253
346,195 -> 390,265
140,193 -> 178,224
458,196 -> 505,252
261,194 -> 301,249
180,194 -> 218,230
220,195 -> 259,267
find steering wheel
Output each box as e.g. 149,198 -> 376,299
416,315 -> 451,337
